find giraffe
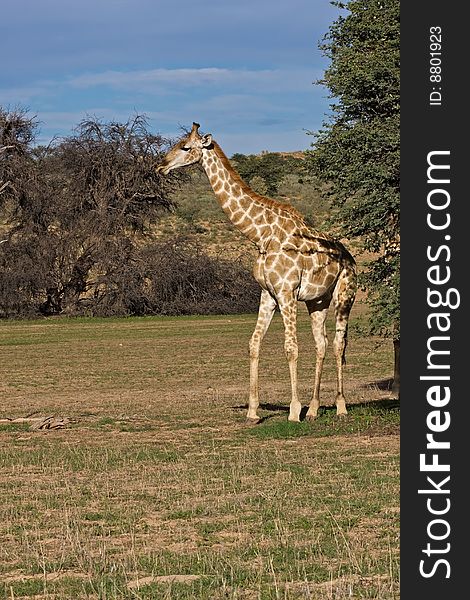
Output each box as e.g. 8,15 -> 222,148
157,123 -> 357,422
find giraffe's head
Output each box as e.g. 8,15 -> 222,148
156,122 -> 212,175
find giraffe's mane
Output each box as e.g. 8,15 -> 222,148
211,141 -> 307,222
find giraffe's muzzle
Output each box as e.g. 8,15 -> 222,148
156,163 -> 171,175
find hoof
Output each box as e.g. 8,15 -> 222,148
305,414 -> 317,422
245,417 -> 260,425
336,412 -> 348,419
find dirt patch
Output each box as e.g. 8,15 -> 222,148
285,573 -> 392,599
2,570 -> 89,583
127,574 -> 201,589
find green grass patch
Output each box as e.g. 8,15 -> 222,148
3,578 -> 45,597
0,421 -> 30,432
243,400 -> 399,440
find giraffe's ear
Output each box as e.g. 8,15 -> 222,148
201,134 -> 213,148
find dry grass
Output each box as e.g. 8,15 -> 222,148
0,304 -> 399,599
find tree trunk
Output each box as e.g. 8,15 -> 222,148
391,338 -> 400,397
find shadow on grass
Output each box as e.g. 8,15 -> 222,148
233,392 -> 400,438
232,396 -> 400,420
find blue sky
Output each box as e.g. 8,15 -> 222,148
1,0 -> 342,155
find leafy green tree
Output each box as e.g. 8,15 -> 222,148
306,0 -> 400,393
231,152 -> 303,196
248,175 -> 269,196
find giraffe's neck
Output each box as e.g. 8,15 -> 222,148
200,143 -> 274,248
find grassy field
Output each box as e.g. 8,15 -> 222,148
0,304 -> 399,599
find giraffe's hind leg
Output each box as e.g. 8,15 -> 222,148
305,299 -> 330,421
332,316 -> 349,416
332,267 -> 356,417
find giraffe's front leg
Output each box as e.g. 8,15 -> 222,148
278,293 -> 301,422
247,290 -> 277,422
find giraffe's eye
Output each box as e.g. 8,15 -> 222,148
181,146 -> 190,152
